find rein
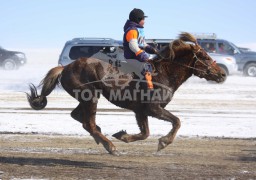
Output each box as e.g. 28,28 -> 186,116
155,48 -> 217,76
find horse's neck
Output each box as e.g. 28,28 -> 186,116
156,60 -> 193,92
170,67 -> 192,91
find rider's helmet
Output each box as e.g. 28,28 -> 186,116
129,8 -> 148,24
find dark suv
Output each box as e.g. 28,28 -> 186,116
195,34 -> 256,77
0,47 -> 27,70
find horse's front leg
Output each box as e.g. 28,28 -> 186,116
112,112 -> 150,143
148,105 -> 181,151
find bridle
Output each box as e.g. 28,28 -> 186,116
190,48 -> 215,76
156,47 -> 218,76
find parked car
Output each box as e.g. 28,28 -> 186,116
58,38 -> 122,66
0,46 -> 27,70
146,39 -> 237,76
208,53 -> 237,76
194,33 -> 256,77
59,37 -> 238,77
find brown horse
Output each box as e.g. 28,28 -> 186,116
27,33 -> 226,155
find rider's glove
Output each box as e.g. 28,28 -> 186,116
145,46 -> 159,55
136,51 -> 149,62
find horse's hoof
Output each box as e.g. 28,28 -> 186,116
112,130 -> 127,140
157,141 -> 166,151
112,130 -> 130,143
110,150 -> 120,156
157,137 -> 169,151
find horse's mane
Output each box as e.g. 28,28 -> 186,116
178,32 -> 197,44
155,32 -> 197,74
158,32 -> 197,61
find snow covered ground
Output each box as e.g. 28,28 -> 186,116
0,49 -> 256,138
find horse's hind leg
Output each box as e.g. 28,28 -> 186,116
112,112 -> 149,143
71,103 -> 83,123
71,103 -> 101,133
80,101 -> 117,154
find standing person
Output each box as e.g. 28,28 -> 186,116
123,8 -> 157,89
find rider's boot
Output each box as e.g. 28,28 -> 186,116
145,72 -> 156,102
145,72 -> 154,90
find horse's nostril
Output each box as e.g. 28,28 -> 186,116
222,73 -> 226,77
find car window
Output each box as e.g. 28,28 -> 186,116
158,43 -> 169,50
69,46 -> 102,60
217,42 -> 235,55
102,46 -> 118,53
147,43 -> 157,48
147,42 -> 168,50
200,42 -> 216,53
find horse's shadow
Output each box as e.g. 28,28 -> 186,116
226,149 -> 256,162
238,149 -> 256,162
0,156 -> 132,170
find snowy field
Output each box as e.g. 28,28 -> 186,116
0,49 -> 256,138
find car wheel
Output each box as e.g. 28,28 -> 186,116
244,63 -> 256,77
3,59 -> 17,70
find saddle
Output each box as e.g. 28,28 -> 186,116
91,47 -> 157,76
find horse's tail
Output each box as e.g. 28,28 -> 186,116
27,66 -> 64,110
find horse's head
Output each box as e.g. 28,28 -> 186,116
189,41 -> 227,83
160,33 -> 226,83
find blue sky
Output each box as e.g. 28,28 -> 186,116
1,0 -> 256,49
